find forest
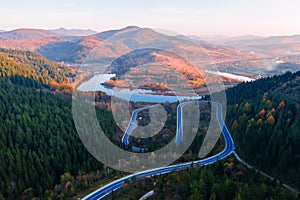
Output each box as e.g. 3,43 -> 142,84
0,48 -> 210,198
0,48 -> 74,93
1,47 -> 299,199
226,71 -> 300,189
0,77 -> 121,199
111,156 -> 297,200
106,71 -> 300,199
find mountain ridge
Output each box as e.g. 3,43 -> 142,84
1,26 -> 299,75
0,28 -> 60,40
93,25 -> 140,40
0,26 -> 254,65
51,28 -> 97,36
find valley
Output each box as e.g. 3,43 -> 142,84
0,25 -> 299,200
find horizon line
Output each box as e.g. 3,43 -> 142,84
1,26 -> 300,38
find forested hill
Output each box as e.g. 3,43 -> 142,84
0,49 -> 118,199
226,71 -> 300,106
0,48 -> 73,92
0,77 -> 119,199
226,70 -> 300,189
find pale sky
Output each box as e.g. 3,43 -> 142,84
1,0 -> 300,36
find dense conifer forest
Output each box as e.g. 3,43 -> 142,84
226,71 -> 300,189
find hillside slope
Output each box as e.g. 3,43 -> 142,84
0,48 -> 73,92
36,36 -> 130,64
0,77 -> 117,199
226,70 -> 300,189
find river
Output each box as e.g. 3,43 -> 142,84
205,70 -> 255,82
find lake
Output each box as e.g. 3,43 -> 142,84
77,74 -> 201,103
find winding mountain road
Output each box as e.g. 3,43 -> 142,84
121,104 -> 158,152
122,101 -> 196,152
82,101 -> 235,200
175,101 -> 195,145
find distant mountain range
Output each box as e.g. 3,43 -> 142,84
0,26 -> 254,66
189,35 -> 266,43
0,26 -> 299,78
0,28 -> 60,40
199,34 -> 300,58
0,28 -> 97,40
